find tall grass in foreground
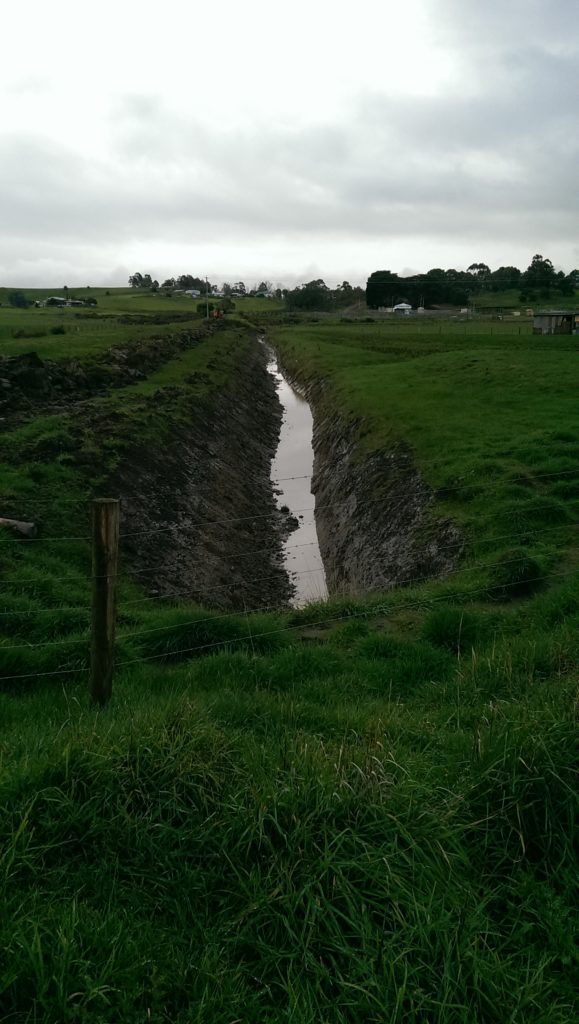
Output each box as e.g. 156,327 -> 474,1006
0,632 -> 577,1022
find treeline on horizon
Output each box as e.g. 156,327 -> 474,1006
283,255 -> 578,312
128,273 -> 282,299
366,254 -> 579,309
127,254 -> 578,312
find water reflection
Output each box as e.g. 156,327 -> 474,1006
266,348 -> 328,608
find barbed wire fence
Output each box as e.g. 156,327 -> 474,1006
1,478 -> 578,703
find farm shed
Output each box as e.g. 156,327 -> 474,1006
533,311 -> 579,335
393,302 -> 412,315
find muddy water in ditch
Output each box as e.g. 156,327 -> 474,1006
265,346 -> 328,607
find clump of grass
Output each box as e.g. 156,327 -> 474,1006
493,495 -> 571,536
330,618 -> 370,648
488,548 -> 544,600
125,605 -> 289,665
421,606 -> 483,653
354,633 -> 454,691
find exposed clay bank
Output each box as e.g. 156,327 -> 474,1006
109,333 -> 294,611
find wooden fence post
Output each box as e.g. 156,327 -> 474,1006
90,498 -> 120,706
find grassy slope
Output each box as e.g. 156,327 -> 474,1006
270,321 -> 579,593
0,314 -> 577,1021
473,288 -> 579,309
0,324 -> 267,676
0,286 -> 284,328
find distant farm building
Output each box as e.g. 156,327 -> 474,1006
533,311 -> 579,335
184,289 -> 201,298
393,302 -> 412,315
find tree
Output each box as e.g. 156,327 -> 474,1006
489,266 -> 521,292
286,279 -> 333,311
161,278 -> 176,289
222,282 -> 233,296
334,281 -> 354,307
366,267 -> 471,309
467,263 -> 491,291
520,254 -> 558,301
233,281 -> 246,296
177,275 -> 209,292
365,270 -> 399,308
8,290 -> 29,308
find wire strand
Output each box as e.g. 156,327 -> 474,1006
0,517 -> 576,591
115,567 -> 579,668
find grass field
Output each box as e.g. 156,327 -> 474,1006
270,320 -> 579,592
0,287 -> 283,361
0,311 -> 577,1021
472,288 -> 579,309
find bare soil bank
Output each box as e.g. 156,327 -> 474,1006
312,414 -> 462,596
272,356 -> 463,598
108,337 -> 293,610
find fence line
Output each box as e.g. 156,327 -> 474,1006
1,516 -> 577,590
1,547 -> 575,653
0,518 -> 577,615
115,567 -> 579,669
2,564 -> 576,684
3,462 -> 577,512
1,478 -> 578,698
2,489 -> 577,546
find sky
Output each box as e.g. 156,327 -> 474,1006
1,0 -> 578,288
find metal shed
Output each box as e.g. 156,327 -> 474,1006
533,311 -> 579,335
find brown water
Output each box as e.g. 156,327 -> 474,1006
265,346 -> 328,608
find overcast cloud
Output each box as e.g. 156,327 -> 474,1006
1,0 -> 578,286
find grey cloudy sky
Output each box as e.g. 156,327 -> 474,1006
1,0 -> 578,287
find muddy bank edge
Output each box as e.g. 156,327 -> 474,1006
266,337 -> 462,598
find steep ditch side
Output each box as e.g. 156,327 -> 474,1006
108,336 -> 293,610
269,351 -> 463,598
312,413 -> 462,595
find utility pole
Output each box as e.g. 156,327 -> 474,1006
206,277 -> 210,320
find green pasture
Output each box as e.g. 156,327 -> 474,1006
472,287 -> 579,309
0,309 -> 204,360
0,286 -> 283,361
270,320 -> 579,585
0,314 -> 577,1020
